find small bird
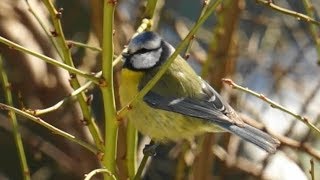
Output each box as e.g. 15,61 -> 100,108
120,31 -> 280,153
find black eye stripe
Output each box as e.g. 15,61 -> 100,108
122,47 -> 162,61
136,46 -> 161,54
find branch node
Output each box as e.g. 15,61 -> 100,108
81,118 -> 90,126
24,108 -> 37,116
259,94 -> 267,100
116,115 -> 124,122
97,152 -> 104,161
222,78 -> 234,88
107,0 -> 117,5
50,30 -> 58,37
184,53 -> 190,60
56,8 -> 64,19
98,78 -> 108,87
66,41 -> 73,49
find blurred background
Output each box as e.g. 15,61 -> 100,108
0,0 -> 319,179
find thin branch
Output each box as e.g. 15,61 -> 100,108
41,0 -> 104,151
240,114 -> 320,161
143,0 -> 158,19
222,78 -> 320,136
24,78 -> 94,115
133,155 -> 149,180
0,36 -> 100,84
84,168 -> 116,180
310,159 -> 315,180
212,145 -> 263,177
256,0 -> 320,26
184,0 -> 211,59
41,0 -> 74,66
301,0 -> 320,65
0,56 -> 30,180
25,0 -> 63,60
67,40 -> 102,52
0,103 -> 99,154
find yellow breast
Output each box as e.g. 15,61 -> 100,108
119,68 -> 217,142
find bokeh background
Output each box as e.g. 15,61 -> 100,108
0,0 -> 319,179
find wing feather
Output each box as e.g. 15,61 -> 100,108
140,58 -> 279,153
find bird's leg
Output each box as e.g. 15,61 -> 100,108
143,141 -> 159,156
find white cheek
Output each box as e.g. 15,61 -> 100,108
131,50 -> 162,69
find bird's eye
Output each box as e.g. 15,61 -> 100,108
135,48 -> 150,54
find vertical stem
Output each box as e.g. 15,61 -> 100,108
301,0 -> 320,65
143,0 -> 158,19
310,158 -> 315,180
101,0 -> 118,178
41,0 -> 104,150
0,56 -> 30,180
126,121 -> 138,179
184,0 -> 211,59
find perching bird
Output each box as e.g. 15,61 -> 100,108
119,31 -> 280,153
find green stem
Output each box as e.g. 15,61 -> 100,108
101,0 -> 118,178
126,120 -> 138,179
67,40 -> 102,52
301,0 -> 320,65
25,0 -> 63,60
0,103 -> 99,154
0,36 -> 100,83
143,0 -> 158,19
184,0 -> 211,59
41,0 -> 104,151
0,56 -> 30,180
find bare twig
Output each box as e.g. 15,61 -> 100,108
67,40 -> 102,52
256,0 -> 320,26
0,36 -> 100,83
240,114 -> 320,161
0,56 -> 30,179
84,168 -> 116,180
0,103 -> 99,154
222,78 -> 320,136
212,145 -> 264,177
41,0 -> 104,151
310,159 -> 315,180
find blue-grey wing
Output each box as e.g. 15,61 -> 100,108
143,80 -> 280,153
143,91 -> 232,124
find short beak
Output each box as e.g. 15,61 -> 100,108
122,52 -> 129,58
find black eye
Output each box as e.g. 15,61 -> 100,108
135,48 -> 150,54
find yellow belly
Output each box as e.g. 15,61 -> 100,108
119,69 -> 216,142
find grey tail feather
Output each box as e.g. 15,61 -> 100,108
217,122 -> 280,153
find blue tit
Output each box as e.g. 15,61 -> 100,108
120,31 -> 280,153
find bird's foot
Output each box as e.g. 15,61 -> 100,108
143,142 -> 159,157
